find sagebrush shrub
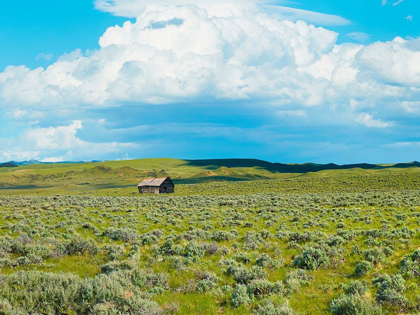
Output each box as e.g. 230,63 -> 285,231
294,246 -> 330,270
285,269 -> 313,291
231,284 -> 251,308
373,274 -> 407,308
253,300 -> 296,315
355,261 -> 373,277
330,294 -> 382,315
246,279 -> 284,299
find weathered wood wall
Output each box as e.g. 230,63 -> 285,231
138,178 -> 174,194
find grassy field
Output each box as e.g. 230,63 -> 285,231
0,160 -> 420,314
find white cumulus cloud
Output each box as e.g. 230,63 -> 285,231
356,113 -> 393,128
0,5 -> 341,107
25,120 -> 84,150
402,101 -> 420,113
0,149 -> 40,162
356,37 -> 420,87
0,121 -> 136,162
0,3 -> 419,127
12,109 -> 27,118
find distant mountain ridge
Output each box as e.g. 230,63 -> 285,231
0,160 -> 104,167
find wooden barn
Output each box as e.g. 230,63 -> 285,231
137,177 -> 175,194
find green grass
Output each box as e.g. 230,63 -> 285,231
0,164 -> 420,313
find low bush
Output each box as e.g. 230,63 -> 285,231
196,271 -> 220,293
354,261 -> 373,277
255,253 -> 281,269
103,227 -> 139,243
294,246 -> 330,270
399,249 -> 420,278
246,279 -> 284,299
227,266 -> 267,284
330,294 -> 382,315
65,237 -> 99,256
231,284 -> 251,308
373,274 -> 407,309
285,269 -> 313,291
253,300 -> 296,315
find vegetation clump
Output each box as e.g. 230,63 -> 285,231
294,245 -> 330,270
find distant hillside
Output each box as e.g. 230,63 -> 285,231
0,163 -> 18,168
0,158 -> 419,193
2,158 -> 419,172
185,159 -> 420,173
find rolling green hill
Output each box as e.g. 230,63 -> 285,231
0,158 -> 281,193
0,158 -> 419,195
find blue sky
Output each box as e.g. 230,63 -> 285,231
0,0 -> 419,163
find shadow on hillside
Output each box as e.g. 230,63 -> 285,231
0,185 -> 54,190
184,159 -> 420,174
173,176 -> 258,184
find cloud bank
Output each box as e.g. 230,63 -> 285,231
1,4 -> 418,111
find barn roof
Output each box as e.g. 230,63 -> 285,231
137,177 -> 171,187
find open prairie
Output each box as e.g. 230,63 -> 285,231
0,160 -> 420,314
